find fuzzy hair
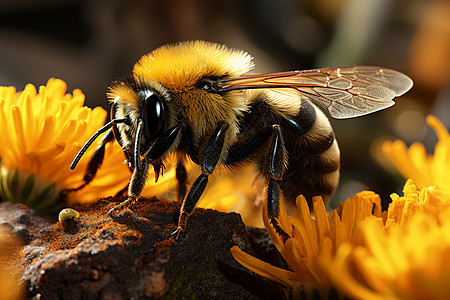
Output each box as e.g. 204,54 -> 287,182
132,41 -> 255,148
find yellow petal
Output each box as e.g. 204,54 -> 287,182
230,246 -> 297,288
312,196 -> 331,245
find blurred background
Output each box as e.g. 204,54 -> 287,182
1,0 -> 449,209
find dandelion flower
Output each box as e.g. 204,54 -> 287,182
321,179 -> 450,300
0,79 -> 131,214
231,190 -> 382,299
382,115 -> 450,199
232,179 -> 450,299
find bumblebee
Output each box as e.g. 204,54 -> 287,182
71,41 -> 413,240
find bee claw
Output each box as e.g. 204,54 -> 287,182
108,209 -> 135,225
270,218 -> 290,243
154,169 -> 160,183
171,227 -> 184,240
108,205 -> 152,225
153,161 -> 166,183
107,197 -> 143,224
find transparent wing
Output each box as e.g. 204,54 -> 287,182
217,66 -> 413,119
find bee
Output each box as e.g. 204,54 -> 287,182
70,41 -> 413,240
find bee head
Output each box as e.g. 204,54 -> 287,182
109,76 -> 175,169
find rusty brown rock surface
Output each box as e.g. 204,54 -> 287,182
0,197 -> 285,299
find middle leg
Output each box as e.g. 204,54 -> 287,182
225,124 -> 291,242
172,121 -> 229,239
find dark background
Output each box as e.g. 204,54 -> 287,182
1,0 -> 449,209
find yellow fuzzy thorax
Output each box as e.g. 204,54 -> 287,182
133,41 -> 254,93
128,41 -> 255,143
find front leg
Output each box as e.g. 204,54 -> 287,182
108,123 -> 184,222
107,158 -> 150,222
172,121 -> 229,239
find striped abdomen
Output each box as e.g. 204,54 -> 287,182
225,91 -> 340,209
278,99 -> 340,206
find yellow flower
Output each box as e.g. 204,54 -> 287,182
231,190 -> 382,299
232,178 -> 450,299
0,79 -> 131,214
382,115 -> 450,199
321,179 -> 450,300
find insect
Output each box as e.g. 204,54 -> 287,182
70,41 -> 413,240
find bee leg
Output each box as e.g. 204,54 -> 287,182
172,174 -> 208,240
176,161 -> 187,203
265,125 -> 290,242
108,119 -> 150,222
66,129 -> 115,193
172,121 -> 229,239
107,158 -> 150,222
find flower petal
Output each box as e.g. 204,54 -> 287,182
230,246 -> 297,288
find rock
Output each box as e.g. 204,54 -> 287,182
0,197 -> 285,299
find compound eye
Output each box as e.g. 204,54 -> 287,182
141,90 -> 166,143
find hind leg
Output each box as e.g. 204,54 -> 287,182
171,121 -> 229,239
225,124 -> 290,242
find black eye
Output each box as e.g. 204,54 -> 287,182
140,90 -> 166,143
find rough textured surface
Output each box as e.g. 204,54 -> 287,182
0,197 -> 285,299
